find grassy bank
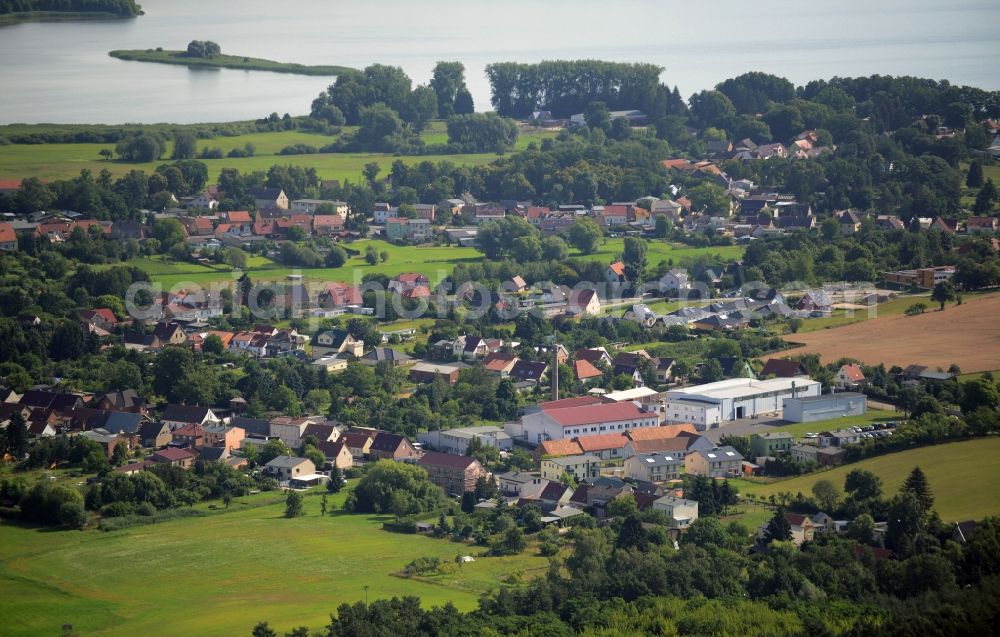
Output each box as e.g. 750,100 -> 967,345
0,487 -> 549,637
109,49 -> 352,76
736,437 -> 1000,521
0,11 -> 134,26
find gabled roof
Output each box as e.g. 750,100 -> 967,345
0,222 -> 17,244
509,360 -> 547,382
574,359 -> 603,380
232,416 -> 270,437
20,390 -> 83,411
537,439 -> 584,458
538,396 -> 603,411
545,402 -> 648,428
342,431 -> 373,448
226,210 -> 252,223
608,261 -> 627,279
760,358 -> 808,378
575,433 -> 628,452
162,404 -> 212,423
139,420 -> 169,439
265,455 -> 311,469
315,439 -> 350,459
153,447 -> 195,462
369,432 -> 411,454
625,424 -> 698,440
839,364 -> 866,382
418,451 -> 479,471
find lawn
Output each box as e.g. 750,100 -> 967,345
735,437 -> 1000,521
0,487 -> 549,637
794,294 -> 928,333
0,125 -> 558,183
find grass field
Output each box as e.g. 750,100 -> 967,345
779,291 -> 1000,373
794,294 -> 929,333
132,238 -> 744,291
0,123 -> 558,183
736,437 -> 1000,521
0,488 -> 549,637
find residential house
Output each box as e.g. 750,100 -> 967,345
758,512 -> 815,546
313,214 -> 345,236
79,308 -> 117,331
509,360 -> 548,385
532,438 -> 585,464
654,358 -> 677,384
749,432 -> 793,459
0,222 -> 19,250
575,347 -> 612,367
316,282 -> 362,310
653,496 -> 699,528
264,456 -> 315,482
498,471 -> 545,497
575,433 -> 628,460
315,439 -> 354,469
92,389 -> 144,414
835,364 -> 867,389
270,417 -> 316,449
838,209 -> 862,235
342,431 -> 373,460
659,268 -> 690,296
202,424 -> 245,452
540,454 -> 601,482
418,425 -> 512,455
760,358 -> 809,379
684,446 -> 744,478
197,447 -> 231,463
389,272 -> 430,294
574,359 -> 604,385
567,288 -> 601,317
606,261 -> 628,285
623,431 -> 713,459
139,421 -> 172,448
314,329 -> 364,357
153,322 -> 187,347
418,451 -> 487,494
791,443 -> 846,467
161,404 -> 220,431
796,290 -> 832,315
151,447 -> 196,469
966,216 -> 999,234
250,187 -> 288,210
171,423 -> 206,449
625,453 -> 683,483
360,347 -> 412,366
483,352 -> 519,377
291,199 -> 347,215
368,432 -> 421,462
409,361 -> 468,385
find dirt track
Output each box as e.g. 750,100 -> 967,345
777,293 -> 1000,373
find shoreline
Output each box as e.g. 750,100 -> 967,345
109,49 -> 352,77
0,11 -> 136,27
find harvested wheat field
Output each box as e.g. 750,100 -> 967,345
778,292 -> 1000,372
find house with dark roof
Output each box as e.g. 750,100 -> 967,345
161,404 -> 220,430
417,451 -> 486,494
92,389 -> 144,414
368,432 -> 421,462
152,447 -> 196,469
139,421 -> 171,448
20,390 -> 85,411
250,187 -> 288,211
231,416 -> 270,438
760,358 -> 809,379
796,290 -> 833,315
360,347 -> 412,366
315,439 -> 354,469
509,360 -> 547,385
198,447 -> 231,463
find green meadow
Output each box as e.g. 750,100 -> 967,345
0,122 -> 557,183
736,437 -> 1000,522
133,238 -> 744,290
0,488 -> 549,637
745,409 -> 903,440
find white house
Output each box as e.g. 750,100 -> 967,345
264,456 -> 315,482
418,425 -> 512,455
659,268 -> 690,296
291,199 -> 348,216
653,496 -> 699,528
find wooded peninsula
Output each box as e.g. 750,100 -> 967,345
109,48 -> 352,77
0,0 -> 140,25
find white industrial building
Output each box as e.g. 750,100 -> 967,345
506,400 -> 660,444
664,377 -> 822,429
783,392 -> 867,423
417,425 -> 512,455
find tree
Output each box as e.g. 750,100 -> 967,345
171,132 -> 197,160
700,359 -> 724,382
364,245 -> 378,265
606,494 -> 639,519
811,479 -> 840,512
225,247 -> 248,271
847,512 -> 876,543
362,162 -> 382,189
453,88 -> 474,115
844,469 -> 882,501
344,460 -> 445,514
512,234 -> 542,262
185,40 -> 221,58
583,101 -> 611,132
567,218 -> 602,254
967,160 -> 984,189
622,237 -> 647,280
446,113 -> 517,152
497,527 -> 526,555
355,103 -> 405,150
251,621 -> 277,637
326,246 -> 348,267
541,235 -> 568,261
974,179 -> 998,214
327,466 -> 344,494
763,506 -> 793,543
687,182 -> 730,216
404,85 -> 438,132
284,490 -> 305,518
688,90 -> 736,129
430,61 -> 467,117
115,133 -> 166,162
5,411 -> 28,458
902,466 -> 934,513
320,494 -> 328,516
960,377 -> 1000,415
931,280 -> 956,310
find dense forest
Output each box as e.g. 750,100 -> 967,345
0,0 -> 140,16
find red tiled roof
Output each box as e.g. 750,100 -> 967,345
786,513 -> 812,527
608,261 -> 626,277
226,211 -> 252,223
546,402 -> 648,428
418,451 -> 479,470
574,359 -> 603,380
154,447 -> 195,462
313,214 -> 344,228
536,439 -> 584,457
840,364 -> 865,382
0,222 -> 15,243
661,159 -> 692,170
0,179 -> 23,190
575,433 -> 628,452
761,358 -> 807,378
625,424 -> 698,441
80,308 -> 117,324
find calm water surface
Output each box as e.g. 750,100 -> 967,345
0,0 -> 997,124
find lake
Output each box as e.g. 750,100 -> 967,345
1,0 -> 998,124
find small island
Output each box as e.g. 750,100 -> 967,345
0,0 -> 141,26
109,40 -> 351,76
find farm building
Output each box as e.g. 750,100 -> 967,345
782,392 -> 867,423
664,378 -> 822,429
